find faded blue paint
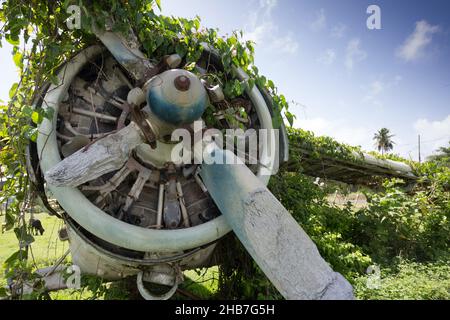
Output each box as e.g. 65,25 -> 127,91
200,146 -> 263,228
199,145 -> 355,300
147,86 -> 207,125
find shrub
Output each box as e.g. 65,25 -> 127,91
352,178 -> 449,263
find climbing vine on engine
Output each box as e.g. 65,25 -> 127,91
0,0 -> 292,298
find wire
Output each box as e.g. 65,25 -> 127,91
395,135 -> 449,147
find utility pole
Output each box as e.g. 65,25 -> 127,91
418,134 -> 421,163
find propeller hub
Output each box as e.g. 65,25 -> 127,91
146,69 -> 207,125
174,75 -> 191,91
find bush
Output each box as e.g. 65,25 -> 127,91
269,159 -> 450,286
352,178 -> 449,263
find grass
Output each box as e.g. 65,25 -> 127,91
1,212 -> 217,300
354,260 -> 450,300
1,213 -> 69,285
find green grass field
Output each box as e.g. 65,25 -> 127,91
1,212 -> 217,300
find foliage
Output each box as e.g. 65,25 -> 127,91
367,151 -> 410,163
214,233 -> 282,300
352,178 -> 449,263
270,167 -> 448,298
287,127 -> 364,166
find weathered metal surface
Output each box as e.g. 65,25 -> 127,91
66,222 -> 217,279
290,147 -> 418,185
200,146 -> 354,300
95,29 -> 153,81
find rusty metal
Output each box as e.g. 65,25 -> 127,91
138,54 -> 182,87
129,103 -> 157,148
174,75 -> 191,91
163,163 -> 182,229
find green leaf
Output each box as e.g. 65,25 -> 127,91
193,17 -> 200,31
14,227 -> 35,246
9,83 -> 18,99
25,127 -> 38,142
4,249 -> 27,265
247,78 -> 255,90
285,111 -> 295,127
31,111 -> 42,124
13,51 -> 22,68
155,0 -> 162,10
5,210 -> 15,230
5,34 -> 19,46
22,105 -> 34,117
44,107 -> 55,120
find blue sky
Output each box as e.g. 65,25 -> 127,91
1,0 -> 449,159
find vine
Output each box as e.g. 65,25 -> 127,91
287,127 -> 365,166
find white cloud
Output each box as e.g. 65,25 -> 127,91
317,49 -> 336,65
310,8 -> 326,32
259,0 -> 277,13
244,0 -> 299,54
363,76 -> 402,108
330,23 -> 347,39
270,33 -> 299,54
396,20 -> 440,62
345,38 -> 367,70
294,117 -> 374,150
245,22 -> 274,44
245,0 -> 275,43
413,115 -> 450,157
363,80 -> 384,108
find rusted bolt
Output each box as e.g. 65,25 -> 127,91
174,75 -> 190,91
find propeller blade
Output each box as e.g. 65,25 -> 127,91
93,27 -> 181,84
45,122 -> 144,187
200,146 -> 354,300
94,28 -> 154,82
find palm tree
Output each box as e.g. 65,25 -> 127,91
427,141 -> 450,166
373,128 -> 395,155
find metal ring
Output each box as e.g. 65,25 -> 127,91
136,271 -> 178,300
